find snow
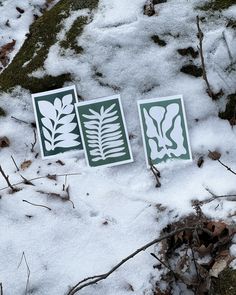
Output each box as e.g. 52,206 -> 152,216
0,0 -> 236,295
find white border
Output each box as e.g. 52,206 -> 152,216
137,95 -> 193,167
75,94 -> 134,168
32,85 -> 82,160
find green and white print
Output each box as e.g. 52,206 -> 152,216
75,95 -> 133,167
32,85 -> 82,159
138,95 -> 192,166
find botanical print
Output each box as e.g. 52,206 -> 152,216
32,85 -> 82,159
138,96 -> 192,166
75,95 -> 133,167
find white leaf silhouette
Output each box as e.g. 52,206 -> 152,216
38,95 -> 80,151
38,101 -> 57,120
83,104 -> 126,162
143,103 -> 187,161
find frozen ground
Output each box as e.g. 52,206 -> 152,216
0,0 -> 236,294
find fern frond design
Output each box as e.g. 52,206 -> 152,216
83,104 -> 126,162
38,94 -> 80,151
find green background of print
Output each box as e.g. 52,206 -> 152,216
139,98 -> 191,165
34,89 -> 82,158
77,98 -> 131,167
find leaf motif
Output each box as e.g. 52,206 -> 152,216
42,127 -> 52,142
83,103 -> 127,162
54,98 -> 62,112
63,105 -> 73,114
58,114 -> 75,125
38,101 -> 57,120
62,94 -> 73,107
144,102 -> 186,161
42,118 -> 53,131
45,140 -> 52,151
39,95 -> 80,151
54,139 -> 79,148
56,123 -> 77,134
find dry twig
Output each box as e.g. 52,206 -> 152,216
0,172 -> 81,192
11,155 -> 20,171
17,252 -> 30,295
31,129 -> 37,153
0,165 -> 19,193
149,161 -> 161,188
0,283 -> 3,295
22,199 -> 52,211
66,227 -> 195,295
196,16 -> 215,99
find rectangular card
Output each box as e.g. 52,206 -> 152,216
32,85 -> 83,159
75,95 -> 133,168
137,95 -> 192,166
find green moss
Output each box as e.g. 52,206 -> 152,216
60,16 -> 88,53
210,268 -> 236,295
0,0 -> 99,93
200,0 -> 236,11
0,107 -> 6,116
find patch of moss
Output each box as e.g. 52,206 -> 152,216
0,107 -> 6,116
60,16 -> 88,53
200,0 -> 236,11
0,0 -> 99,93
219,93 -> 236,121
210,268 -> 236,295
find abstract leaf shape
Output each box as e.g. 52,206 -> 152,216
83,104 -> 126,162
38,101 -> 57,120
39,94 -> 80,151
144,102 -> 187,161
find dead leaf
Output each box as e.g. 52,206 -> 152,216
0,136 -> 10,148
56,160 -> 65,166
0,40 -> 16,67
20,160 -> 32,170
208,150 -> 221,160
209,255 -> 232,278
196,244 -> 213,257
46,174 -> 57,181
16,7 -> 24,14
207,221 -> 226,237
197,156 -> 204,168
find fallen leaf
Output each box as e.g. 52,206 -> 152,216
208,150 -> 221,160
20,160 -> 32,170
0,136 -> 10,148
0,40 -> 16,67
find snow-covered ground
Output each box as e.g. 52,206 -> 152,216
0,0 -> 236,294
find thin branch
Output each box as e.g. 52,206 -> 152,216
11,116 -> 29,125
30,129 -> 37,153
0,165 -> 18,193
193,194 -> 236,206
22,200 -> 52,211
208,150 -> 236,176
218,159 -> 236,176
149,161 -> 161,188
150,252 -> 175,275
222,30 -> 234,65
11,155 -> 20,171
20,174 -> 35,186
0,172 -> 81,192
66,227 -> 195,295
196,16 -> 215,99
0,283 -> 2,295
17,252 -> 30,295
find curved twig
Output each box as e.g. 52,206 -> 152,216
0,172 -> 81,192
66,227 -> 195,295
